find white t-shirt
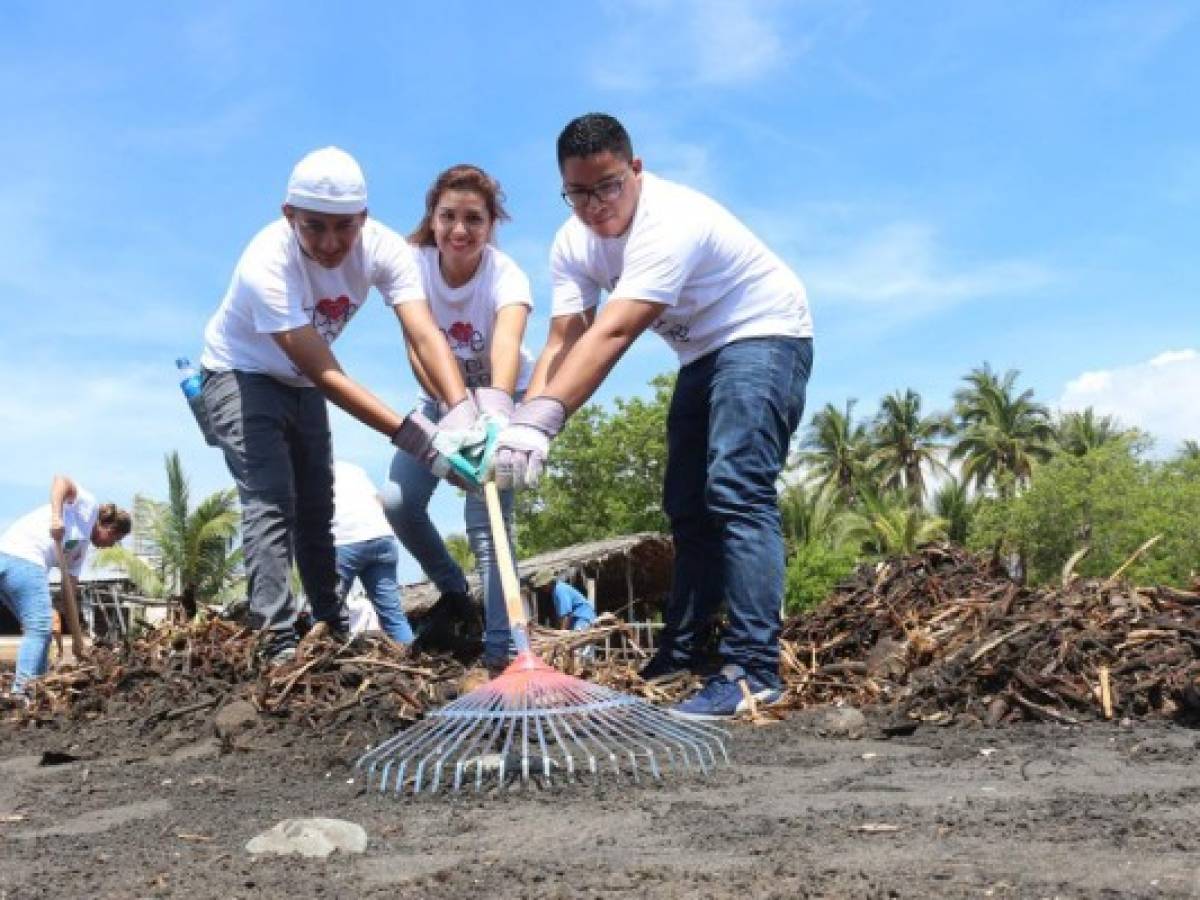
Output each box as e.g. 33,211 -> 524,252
331,461 -> 394,547
347,593 -> 382,636
550,172 -> 813,367
0,490 -> 99,576
415,244 -> 534,396
201,218 -> 426,386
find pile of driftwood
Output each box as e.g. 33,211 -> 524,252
3,620 -> 455,735
781,545 -> 1200,725
5,545 -> 1198,736
0,615 -> 657,738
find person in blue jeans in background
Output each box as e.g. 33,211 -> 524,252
490,113 -> 814,720
381,164 -> 534,672
0,475 -> 130,698
330,460 -> 414,645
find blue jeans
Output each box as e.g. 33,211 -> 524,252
335,536 -> 414,643
202,370 -> 348,647
660,336 -> 813,691
0,552 -> 52,692
380,402 -> 518,662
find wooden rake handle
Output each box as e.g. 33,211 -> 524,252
483,481 -> 529,634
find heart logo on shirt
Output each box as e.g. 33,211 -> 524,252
315,295 -> 352,323
447,321 -> 474,348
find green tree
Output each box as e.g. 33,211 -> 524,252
969,442 -> 1200,586
797,400 -> 873,502
1175,439 -> 1200,461
931,475 -> 975,545
444,533 -> 476,572
516,374 -> 672,553
96,451 -> 242,617
1054,408 -> 1135,457
869,388 -> 950,505
950,364 -> 1054,497
779,481 -> 859,614
784,541 -> 859,614
836,489 -> 948,556
779,480 -> 843,552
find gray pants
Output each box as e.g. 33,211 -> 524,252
202,370 -> 347,644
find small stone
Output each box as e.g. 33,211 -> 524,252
245,818 -> 367,858
817,707 -> 867,739
213,700 -> 258,740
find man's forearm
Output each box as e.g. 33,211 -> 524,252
312,369 -> 404,437
541,299 -> 663,413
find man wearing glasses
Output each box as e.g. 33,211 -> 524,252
490,113 -> 814,719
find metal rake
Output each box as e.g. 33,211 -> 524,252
355,482 -> 729,796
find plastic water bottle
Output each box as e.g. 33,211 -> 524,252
176,357 -> 218,446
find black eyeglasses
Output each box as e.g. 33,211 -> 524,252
560,173 -> 628,210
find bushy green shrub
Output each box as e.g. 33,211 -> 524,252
784,541 -> 860,614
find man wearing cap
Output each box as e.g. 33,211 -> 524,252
200,146 -> 482,664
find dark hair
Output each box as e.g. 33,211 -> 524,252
409,164 -> 511,247
98,503 -> 132,539
556,113 -> 634,169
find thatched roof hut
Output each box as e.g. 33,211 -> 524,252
402,532 -> 673,620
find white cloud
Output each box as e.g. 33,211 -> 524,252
591,0 -> 795,90
1059,349 -> 1200,449
796,221 -> 1054,319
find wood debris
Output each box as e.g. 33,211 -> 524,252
779,545 -> 1200,725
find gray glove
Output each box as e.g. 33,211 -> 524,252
491,396 -> 567,490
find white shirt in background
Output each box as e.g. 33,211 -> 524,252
415,244 -> 534,396
550,172 -> 813,367
331,461 -> 394,547
0,489 -> 99,576
201,218 -> 426,386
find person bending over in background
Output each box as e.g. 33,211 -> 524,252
0,475 -> 130,698
330,460 -> 415,645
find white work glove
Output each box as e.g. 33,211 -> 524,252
392,397 -> 487,491
474,386 -> 515,429
491,396 -> 567,491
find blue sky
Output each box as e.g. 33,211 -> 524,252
2,1 -> 1197,581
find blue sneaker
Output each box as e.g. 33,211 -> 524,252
670,665 -> 781,720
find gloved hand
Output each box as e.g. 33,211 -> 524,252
491,396 -> 567,490
474,386 -> 515,427
392,397 -> 488,491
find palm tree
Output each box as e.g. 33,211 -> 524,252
836,489 -> 948,556
96,451 -> 241,618
1054,408 -> 1133,456
778,480 -> 843,552
869,388 -> 950,505
797,400 -> 873,502
930,475 -> 974,545
950,365 -> 1054,497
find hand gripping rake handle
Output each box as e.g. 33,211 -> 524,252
483,480 -> 533,657
446,421 -> 500,489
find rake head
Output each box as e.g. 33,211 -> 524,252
355,651 -> 729,796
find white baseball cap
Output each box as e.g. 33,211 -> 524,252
284,146 -> 368,214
